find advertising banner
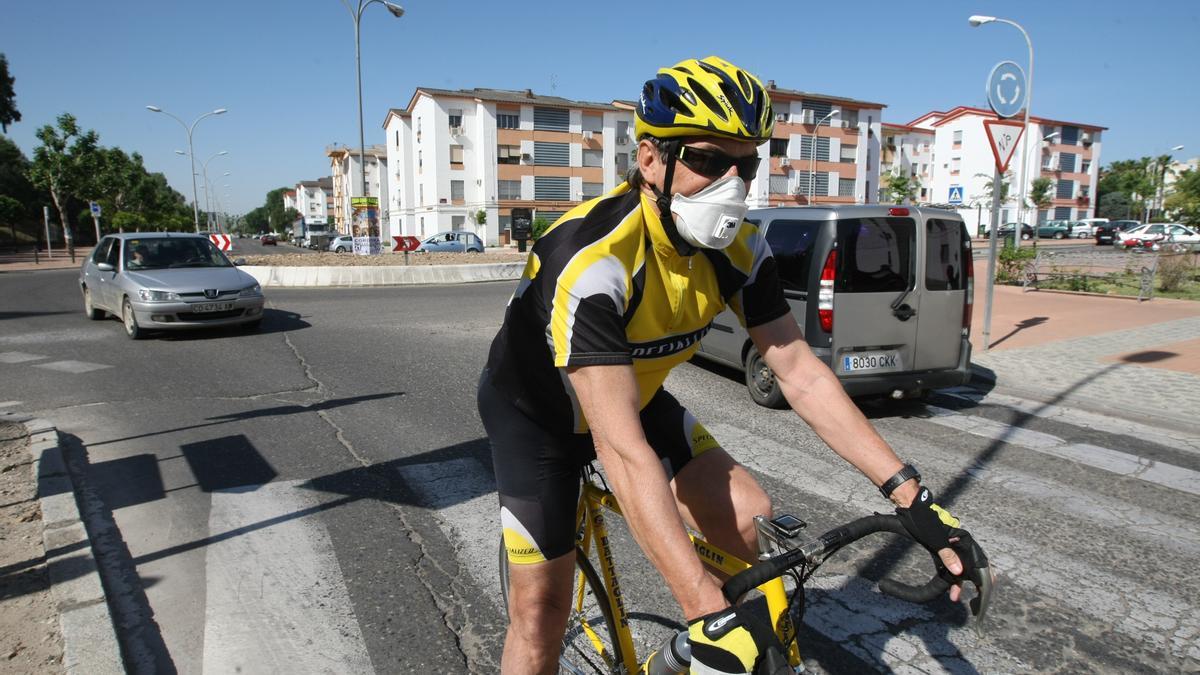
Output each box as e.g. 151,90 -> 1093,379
350,197 -> 381,255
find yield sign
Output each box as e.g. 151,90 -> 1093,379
983,119 -> 1025,173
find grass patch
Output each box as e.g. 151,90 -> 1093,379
1031,268 -> 1200,300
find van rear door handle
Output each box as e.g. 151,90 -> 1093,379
893,303 -> 916,321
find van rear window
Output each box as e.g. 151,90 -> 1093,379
763,220 -> 822,294
836,217 -> 914,293
926,219 -> 968,291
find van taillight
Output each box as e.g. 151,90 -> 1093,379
963,247 -> 974,333
819,249 -> 837,333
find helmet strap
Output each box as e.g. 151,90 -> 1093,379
648,139 -> 696,257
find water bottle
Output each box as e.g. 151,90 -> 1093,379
641,630 -> 691,675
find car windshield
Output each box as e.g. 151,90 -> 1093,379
124,238 -> 232,270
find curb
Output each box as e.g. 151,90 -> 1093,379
2,411 -> 123,674
241,262 -> 525,288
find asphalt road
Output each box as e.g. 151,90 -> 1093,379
1,269 -> 1198,673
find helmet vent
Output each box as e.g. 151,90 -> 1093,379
736,70 -> 753,98
658,86 -> 690,116
687,77 -> 728,122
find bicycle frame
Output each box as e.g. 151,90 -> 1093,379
574,478 -> 802,673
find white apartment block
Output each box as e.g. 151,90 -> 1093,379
756,83 -> 884,207
326,146 -> 389,235
911,107 -> 1105,233
383,88 -> 636,246
880,124 -> 935,204
295,177 -> 334,227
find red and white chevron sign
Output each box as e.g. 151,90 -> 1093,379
209,234 -> 232,251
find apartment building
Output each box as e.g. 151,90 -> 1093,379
383,87 -> 636,246
326,145 -> 389,234
911,107 -> 1105,232
880,123 -> 935,204
295,177 -> 334,227
756,83 -> 885,207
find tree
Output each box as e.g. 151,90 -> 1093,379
1164,169 -> 1200,227
111,211 -> 147,232
975,170 -> 1012,204
1097,191 -> 1135,220
1098,158 -> 1155,219
1027,176 -> 1053,222
27,114 -> 100,254
0,54 -> 20,133
0,195 -> 22,246
884,170 -> 919,204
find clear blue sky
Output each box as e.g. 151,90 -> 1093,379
2,0 -> 1195,215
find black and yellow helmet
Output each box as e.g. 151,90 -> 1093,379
635,56 -> 774,143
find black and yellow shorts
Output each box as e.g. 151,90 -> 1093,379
478,369 -> 720,565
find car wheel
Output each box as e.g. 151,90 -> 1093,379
83,288 -> 105,320
744,345 -> 787,409
122,298 -> 144,340
1021,233 -> 1031,240
1053,232 -> 1065,240
468,247 -> 481,253
336,246 -> 347,253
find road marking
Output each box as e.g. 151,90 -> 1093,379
394,457 -> 501,606
925,405 -> 1200,497
941,387 -> 1200,455
0,351 -> 46,363
0,401 -> 22,408
203,481 -> 373,675
32,360 -> 112,374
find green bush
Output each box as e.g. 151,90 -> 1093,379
996,243 -> 1036,283
1158,253 -> 1194,292
531,216 -> 550,240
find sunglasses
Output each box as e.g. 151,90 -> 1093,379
676,144 -> 761,181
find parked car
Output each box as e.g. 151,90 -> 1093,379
260,234 -> 277,246
988,222 -> 1033,240
695,205 -> 973,407
1037,220 -> 1082,239
1121,223 -> 1200,251
416,231 -> 484,253
329,235 -> 354,253
1071,218 -> 1107,239
79,233 -> 266,339
1094,220 -> 1141,245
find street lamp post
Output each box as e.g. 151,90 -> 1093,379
808,109 -> 840,203
201,151 -> 228,229
146,106 -> 227,232
970,15 -> 1033,251
342,0 -> 404,245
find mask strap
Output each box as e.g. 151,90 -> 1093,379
648,139 -> 696,257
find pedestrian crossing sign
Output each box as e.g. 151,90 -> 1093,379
948,186 -> 964,204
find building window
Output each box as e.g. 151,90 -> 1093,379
843,109 -> 859,128
1081,159 -> 1091,173
450,145 -> 464,166
582,114 -> 603,133
840,144 -> 857,163
1056,179 -> 1074,199
769,138 -> 788,157
801,100 -> 832,124
534,176 -> 570,200
1054,206 -> 1072,219
794,171 -> 829,196
533,107 -> 569,132
452,215 -> 465,230
950,157 -> 961,175
498,180 -> 522,200
497,145 -> 520,165
1080,185 -> 1090,198
798,137 -> 830,161
953,130 -> 963,146
497,112 -> 520,130
582,149 -> 603,167
768,174 -> 789,194
533,141 -> 569,166
582,182 -> 603,198
451,180 -> 465,201
838,178 -> 856,197
448,109 -> 463,129
1059,152 -> 1076,173
418,150 -> 423,171
395,130 -> 400,147
419,185 -> 424,205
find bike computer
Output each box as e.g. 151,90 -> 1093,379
770,514 -> 806,538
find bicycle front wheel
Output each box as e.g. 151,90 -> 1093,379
498,538 -> 626,674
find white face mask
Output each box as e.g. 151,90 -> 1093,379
669,175 -> 749,249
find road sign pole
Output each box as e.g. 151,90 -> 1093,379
982,167 -> 1003,352
43,206 -> 52,259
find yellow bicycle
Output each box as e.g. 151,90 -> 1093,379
498,464 -> 992,674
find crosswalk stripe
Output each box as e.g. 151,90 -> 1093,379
708,421 -> 1200,663
0,401 -> 22,408
203,481 -> 373,675
941,387 -> 1200,456
394,458 -> 502,606
0,351 -> 46,363
925,405 -> 1200,497
33,360 -> 112,374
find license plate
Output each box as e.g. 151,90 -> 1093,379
842,350 -> 902,373
191,302 -> 235,313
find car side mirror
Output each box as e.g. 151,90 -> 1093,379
96,262 -> 115,272
234,258 -> 247,266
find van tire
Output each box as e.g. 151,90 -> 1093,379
744,345 -> 787,409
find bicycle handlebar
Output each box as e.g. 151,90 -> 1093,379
722,514 -> 993,623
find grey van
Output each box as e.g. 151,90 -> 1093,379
696,205 -> 973,407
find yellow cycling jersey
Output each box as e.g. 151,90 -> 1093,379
484,182 -> 790,434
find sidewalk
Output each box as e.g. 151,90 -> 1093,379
969,259 -> 1200,432
0,250 -> 81,272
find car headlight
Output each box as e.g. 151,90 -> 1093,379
239,283 -> 263,297
138,289 -> 181,302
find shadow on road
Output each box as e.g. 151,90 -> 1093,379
157,307 -> 310,341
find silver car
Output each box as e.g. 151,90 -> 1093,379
79,232 -> 266,339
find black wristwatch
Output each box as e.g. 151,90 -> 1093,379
879,464 -> 921,499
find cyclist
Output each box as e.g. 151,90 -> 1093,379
478,56 -> 966,674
